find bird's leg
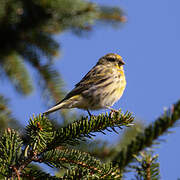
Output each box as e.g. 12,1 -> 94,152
106,106 -> 119,112
106,106 -> 119,118
87,109 -> 92,117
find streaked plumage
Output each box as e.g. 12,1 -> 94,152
44,53 -> 126,115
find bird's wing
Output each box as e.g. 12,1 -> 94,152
54,64 -> 116,106
64,64 -> 114,98
75,64 -> 113,87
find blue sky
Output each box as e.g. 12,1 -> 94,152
1,0 -> 180,179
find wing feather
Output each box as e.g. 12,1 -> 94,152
56,64 -> 116,104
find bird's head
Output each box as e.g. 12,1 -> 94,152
98,53 -> 125,67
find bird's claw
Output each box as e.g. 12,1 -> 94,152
110,109 -> 119,118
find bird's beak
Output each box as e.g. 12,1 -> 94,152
121,60 -> 125,65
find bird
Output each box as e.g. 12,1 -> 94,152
44,53 -> 126,116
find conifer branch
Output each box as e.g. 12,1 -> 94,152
41,149 -> 122,179
0,52 -> 33,95
25,114 -> 55,152
23,32 -> 59,59
98,6 -> 126,23
112,100 -> 180,169
24,111 -> 134,152
0,0 -> 125,59
21,169 -> 60,180
0,128 -> 23,177
12,166 -> 20,180
63,164 -> 122,179
42,149 -> 103,172
16,111 -> 133,177
62,167 -> 89,180
47,110 -> 134,150
0,95 -> 21,132
130,151 -> 160,180
19,45 -> 65,102
86,122 -> 144,162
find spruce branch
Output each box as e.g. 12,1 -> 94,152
22,31 -> 59,59
47,110 -> 134,150
24,110 -> 134,152
73,139 -> 111,160
0,0 -> 125,58
0,128 -> 23,177
62,166 -> 89,180
112,100 -> 180,169
63,164 -> 122,180
25,114 -> 55,152
43,149 -> 103,172
42,149 -> 122,179
0,52 -> 33,95
107,121 -> 145,162
98,6 -> 126,24
6,111 -> 133,178
19,45 -> 65,101
0,95 -> 21,132
85,122 -> 144,162
131,151 -> 160,180
21,169 -> 60,180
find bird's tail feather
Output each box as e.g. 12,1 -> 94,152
43,95 -> 81,115
43,102 -> 65,115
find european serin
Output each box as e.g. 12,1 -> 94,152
44,53 -> 126,116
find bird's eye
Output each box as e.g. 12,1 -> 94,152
118,62 -> 122,66
107,58 -> 116,62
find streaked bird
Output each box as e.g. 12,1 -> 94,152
44,53 -> 126,116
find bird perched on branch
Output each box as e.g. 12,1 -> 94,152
44,53 -> 126,116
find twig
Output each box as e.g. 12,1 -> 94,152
12,166 -> 20,180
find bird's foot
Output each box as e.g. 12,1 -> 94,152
106,107 -> 119,118
87,110 -> 95,119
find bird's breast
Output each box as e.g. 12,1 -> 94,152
114,69 -> 126,99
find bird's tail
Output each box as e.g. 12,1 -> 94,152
43,95 -> 81,115
43,101 -> 65,115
